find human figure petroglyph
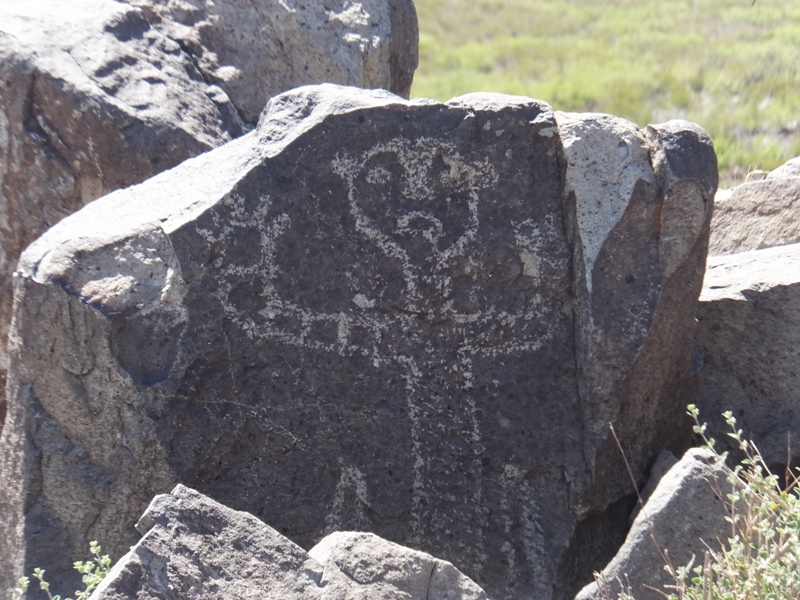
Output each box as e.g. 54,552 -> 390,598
193,136 -> 563,572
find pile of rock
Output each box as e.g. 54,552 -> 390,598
579,156 -> 800,600
0,2 -> 753,600
92,484 -> 488,600
696,158 -> 800,471
0,80 -> 717,599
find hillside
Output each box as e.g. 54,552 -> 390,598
411,0 -> 800,186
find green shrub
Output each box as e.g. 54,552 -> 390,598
660,406 -> 800,600
616,406 -> 800,600
11,541 -> 111,600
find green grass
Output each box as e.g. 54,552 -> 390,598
411,0 -> 800,186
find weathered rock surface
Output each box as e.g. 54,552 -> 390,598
0,0 -> 418,422
559,115 -> 717,524
695,243 -> 800,470
702,156 -> 800,470
135,0 -> 419,123
0,85 -> 717,599
92,484 -> 487,600
575,448 -> 732,600
709,177 -> 800,256
309,531 -> 489,600
627,450 -> 678,524
768,156 -> 800,179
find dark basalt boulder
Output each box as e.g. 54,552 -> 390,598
0,85 -> 716,599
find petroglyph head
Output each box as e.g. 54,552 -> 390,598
333,137 -> 497,261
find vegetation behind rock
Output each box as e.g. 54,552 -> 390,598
412,0 -> 800,186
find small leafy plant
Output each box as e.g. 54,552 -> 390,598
11,541 -> 111,600
659,405 -> 800,600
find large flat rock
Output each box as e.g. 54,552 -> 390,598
709,177 -> 800,256
0,0 -> 418,422
0,85 -> 716,600
696,243 -> 800,469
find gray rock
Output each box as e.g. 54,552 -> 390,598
695,243 -> 800,470
0,85 -> 716,600
745,169 -> 768,182
91,484 -> 345,600
134,0 -> 419,123
309,531 -> 489,600
575,448 -> 732,600
708,177 -> 800,256
91,484 -> 487,600
0,0 -> 418,424
558,115 -> 716,514
627,450 -> 678,524
768,156 -> 800,179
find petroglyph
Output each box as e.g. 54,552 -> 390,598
325,463 -> 371,534
194,137 -> 564,558
3,87 -> 725,600
203,138 -> 557,354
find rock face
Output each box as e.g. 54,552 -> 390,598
135,0 -> 419,123
0,0 -> 418,422
626,450 -> 678,524
695,243 -> 800,470
92,484 -> 487,600
709,177 -> 800,256
0,85 -> 717,600
575,448 -> 732,600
